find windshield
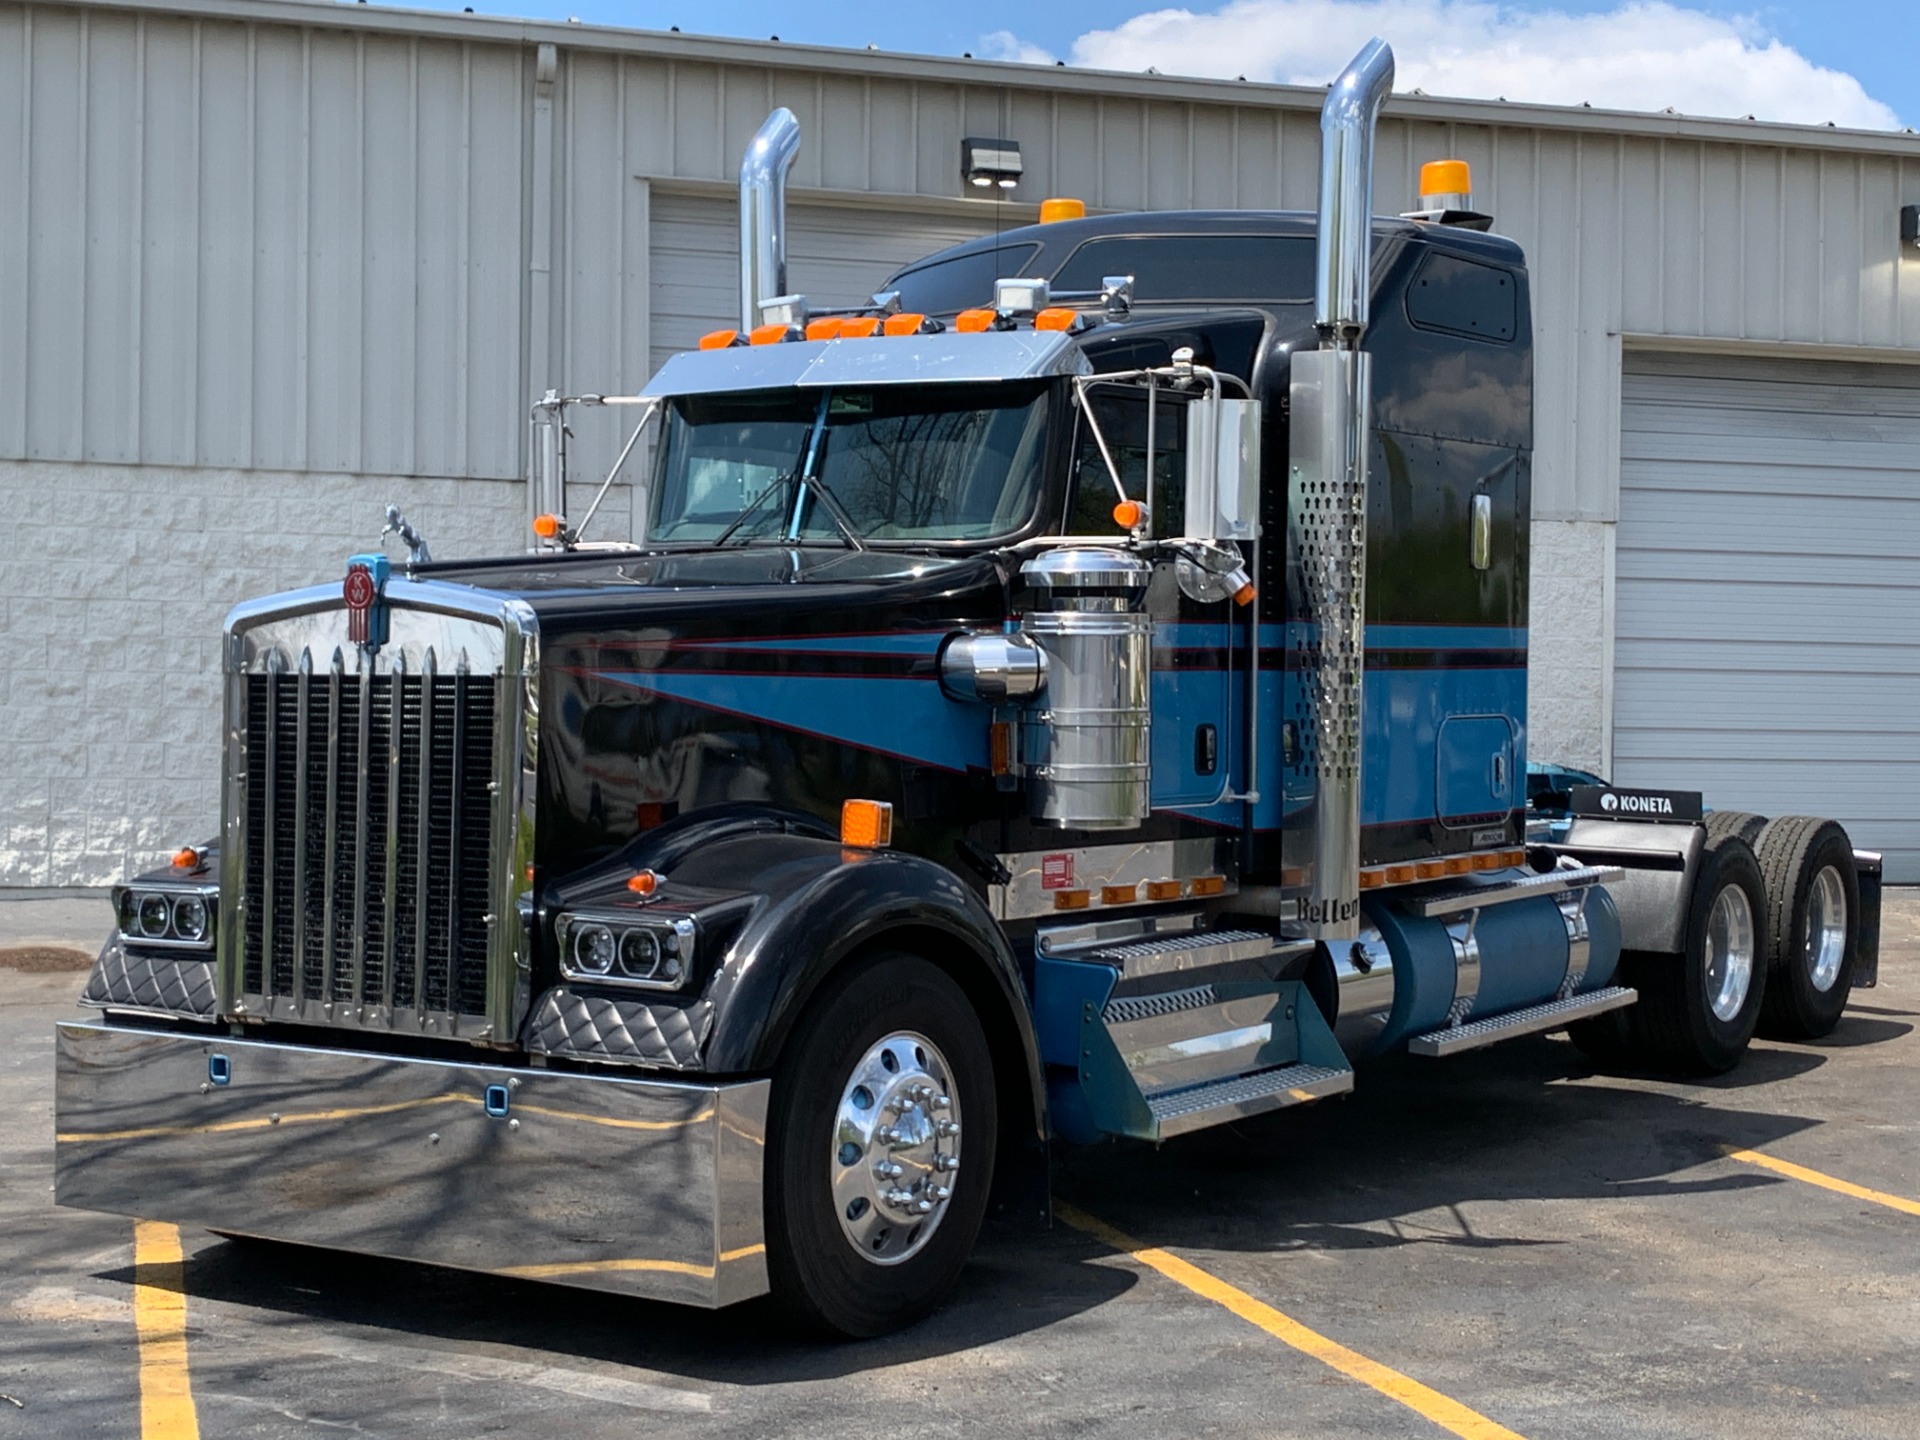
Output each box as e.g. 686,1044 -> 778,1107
648,381 -> 1052,545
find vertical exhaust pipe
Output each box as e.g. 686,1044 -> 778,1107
739,108 -> 801,333
1291,38 -> 1393,939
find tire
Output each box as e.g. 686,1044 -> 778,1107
1703,810 -> 1767,846
1754,817 -> 1859,1040
1625,832 -> 1768,1074
763,951 -> 997,1338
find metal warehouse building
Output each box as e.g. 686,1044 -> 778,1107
6,0 -> 1920,886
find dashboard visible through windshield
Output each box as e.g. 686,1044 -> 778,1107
647,381 -> 1054,546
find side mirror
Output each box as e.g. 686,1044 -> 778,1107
1183,394 -> 1261,542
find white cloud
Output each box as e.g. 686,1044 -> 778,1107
979,29 -> 1061,66
998,1 -> 1898,130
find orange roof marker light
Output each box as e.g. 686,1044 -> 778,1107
698,328 -> 741,350
805,316 -> 847,341
840,316 -> 884,338
954,308 -> 998,334
532,513 -> 564,541
1033,306 -> 1080,332
882,312 -> 934,336
749,321 -> 795,346
840,798 -> 894,849
1039,197 -> 1086,224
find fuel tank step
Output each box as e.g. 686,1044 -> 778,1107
1145,1063 -> 1355,1139
1085,928 -> 1311,980
1406,985 -> 1638,1057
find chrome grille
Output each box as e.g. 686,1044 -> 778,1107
238,652 -> 501,1028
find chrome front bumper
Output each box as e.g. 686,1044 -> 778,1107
54,1021 -> 770,1308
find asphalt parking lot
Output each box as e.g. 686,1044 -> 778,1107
4,895 -> 1918,1439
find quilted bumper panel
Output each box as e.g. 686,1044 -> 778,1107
82,935 -> 219,1018
524,987 -> 713,1070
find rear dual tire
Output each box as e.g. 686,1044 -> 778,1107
1571,831 -> 1767,1074
1754,817 -> 1858,1041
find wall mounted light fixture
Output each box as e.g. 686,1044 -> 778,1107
962,137 -> 1023,191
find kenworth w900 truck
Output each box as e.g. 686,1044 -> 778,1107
55,41 -> 1881,1336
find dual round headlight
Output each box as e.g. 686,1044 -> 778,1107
119,889 -> 215,947
566,919 -> 689,986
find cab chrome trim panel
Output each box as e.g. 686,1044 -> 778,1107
55,1021 -> 769,1308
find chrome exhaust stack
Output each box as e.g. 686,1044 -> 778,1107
738,108 -> 801,332
1291,38 -> 1393,938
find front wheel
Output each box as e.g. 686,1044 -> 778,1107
764,951 -> 997,1337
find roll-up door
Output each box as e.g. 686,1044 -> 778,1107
1614,351 -> 1920,881
649,194 -> 1003,370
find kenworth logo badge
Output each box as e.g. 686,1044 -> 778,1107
342,553 -> 392,652
1569,785 -> 1703,824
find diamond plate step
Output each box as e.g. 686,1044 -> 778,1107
1102,984 -> 1217,1025
1407,985 -> 1639,1058
1144,1062 -> 1354,1139
1087,928 -> 1302,980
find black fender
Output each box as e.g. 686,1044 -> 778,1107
684,831 -> 1046,1143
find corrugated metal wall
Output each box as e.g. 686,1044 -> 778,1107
8,0 -> 1917,509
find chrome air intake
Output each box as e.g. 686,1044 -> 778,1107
739,108 -> 801,332
1291,38 -> 1393,938
1019,549 -> 1153,830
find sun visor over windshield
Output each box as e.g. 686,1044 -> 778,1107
641,328 -> 1091,399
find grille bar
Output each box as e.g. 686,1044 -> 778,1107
239,644 -> 502,1033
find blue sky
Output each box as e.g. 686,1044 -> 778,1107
384,1 -> 1918,130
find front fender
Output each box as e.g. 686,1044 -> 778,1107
697,836 -> 1045,1140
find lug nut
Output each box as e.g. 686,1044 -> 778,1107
930,1185 -> 952,1202
915,1199 -> 935,1214
884,1188 -> 914,1208
936,1119 -> 960,1138
873,1160 -> 903,1179
933,1093 -> 951,1111
935,1154 -> 959,1173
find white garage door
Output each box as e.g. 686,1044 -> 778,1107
1615,351 -> 1920,881
649,195 -> 1003,370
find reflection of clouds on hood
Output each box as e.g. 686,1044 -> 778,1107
985,1 -> 1900,131
1379,348 -> 1528,444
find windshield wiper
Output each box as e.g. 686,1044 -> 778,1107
712,472 -> 799,548
799,475 -> 867,551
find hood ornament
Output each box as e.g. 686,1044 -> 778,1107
383,505 -> 432,564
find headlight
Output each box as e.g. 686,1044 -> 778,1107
572,924 -> 616,976
114,884 -> 218,949
559,913 -> 696,990
138,894 -> 172,938
172,895 -> 208,942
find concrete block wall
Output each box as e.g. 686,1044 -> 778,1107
1,461 -> 631,888
1526,518 -> 1613,777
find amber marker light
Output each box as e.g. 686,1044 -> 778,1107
1232,581 -> 1258,606
882,313 -> 931,336
1039,197 -> 1086,223
1053,889 -> 1092,911
1385,864 -> 1416,886
805,317 -> 847,341
698,328 -> 740,350
1415,860 -> 1448,880
1501,848 -> 1528,868
989,721 -> 1014,777
954,308 -> 998,334
171,846 -> 202,871
626,869 -> 663,897
1033,306 -> 1078,332
532,513 -> 563,540
840,316 -> 883,338
749,322 -> 792,345
1144,879 -> 1183,902
1359,869 -> 1386,890
1112,499 -> 1145,529
1419,158 -> 1472,197
840,798 -> 894,849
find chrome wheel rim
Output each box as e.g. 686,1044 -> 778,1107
1806,865 -> 1848,993
1706,883 -> 1757,1023
831,1031 -> 960,1266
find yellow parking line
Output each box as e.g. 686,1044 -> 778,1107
1055,1202 -> 1526,1440
1726,1147 -> 1920,1217
132,1221 -> 201,1440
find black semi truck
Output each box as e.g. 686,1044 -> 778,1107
56,40 -> 1878,1337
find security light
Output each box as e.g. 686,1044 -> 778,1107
961,137 -> 1023,191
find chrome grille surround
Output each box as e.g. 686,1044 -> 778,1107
219,580 -> 539,1045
